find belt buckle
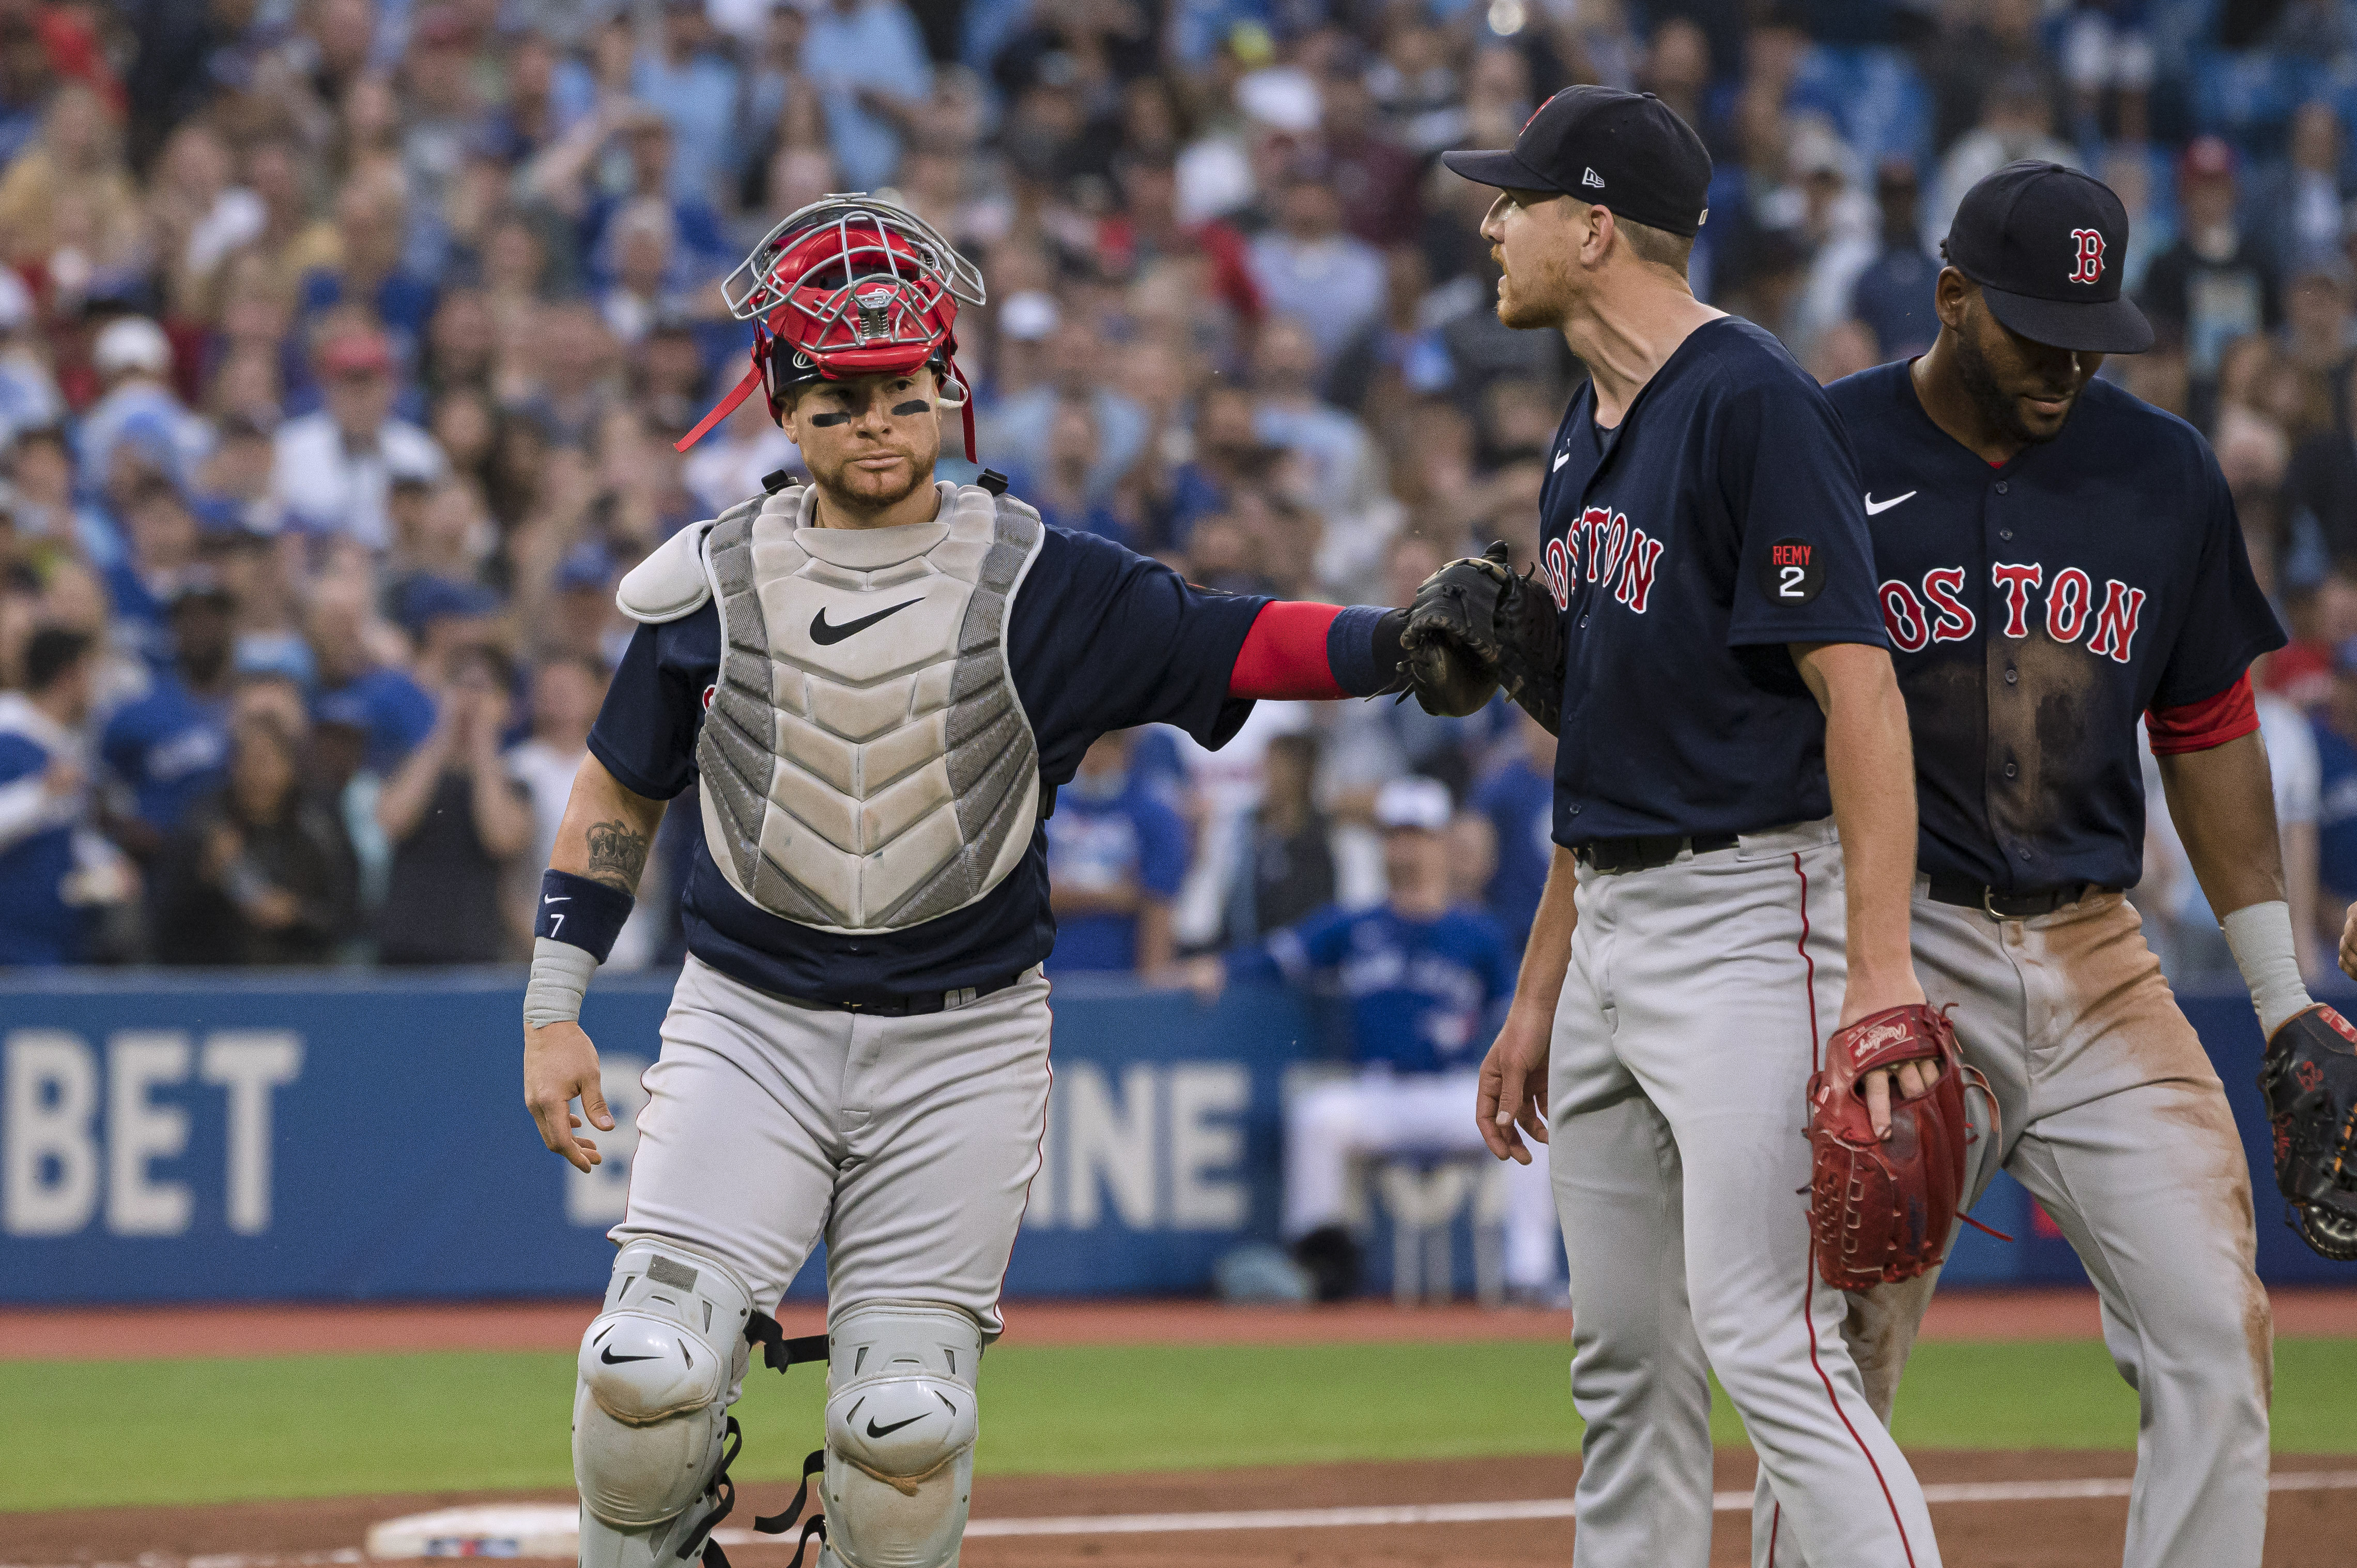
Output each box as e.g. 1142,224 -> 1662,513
1981,886 -> 2006,921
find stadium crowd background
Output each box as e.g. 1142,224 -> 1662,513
0,0 -> 2354,988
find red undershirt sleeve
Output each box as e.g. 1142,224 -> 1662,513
2144,671 -> 2261,756
1228,601 -> 1348,700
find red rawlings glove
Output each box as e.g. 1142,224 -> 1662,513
1807,1003 -> 1991,1292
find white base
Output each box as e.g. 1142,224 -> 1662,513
364,1502 -> 766,1560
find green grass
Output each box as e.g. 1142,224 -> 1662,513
5,1338 -> 2354,1513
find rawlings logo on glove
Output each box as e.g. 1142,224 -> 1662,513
1807,1002 -> 1992,1292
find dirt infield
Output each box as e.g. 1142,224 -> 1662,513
10,1286 -> 2357,1360
7,1452 -> 2353,1566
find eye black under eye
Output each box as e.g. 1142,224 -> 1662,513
890,399 -> 931,417
807,410 -> 852,427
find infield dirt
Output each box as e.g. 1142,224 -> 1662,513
8,1452 -> 2355,1567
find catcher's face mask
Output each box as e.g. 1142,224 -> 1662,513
674,194 -> 988,460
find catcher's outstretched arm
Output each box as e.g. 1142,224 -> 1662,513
1225,600 -> 1410,700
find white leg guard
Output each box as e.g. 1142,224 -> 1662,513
573,1239 -> 757,1568
818,1302 -> 982,1568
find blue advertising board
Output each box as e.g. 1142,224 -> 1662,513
0,972 -> 2344,1303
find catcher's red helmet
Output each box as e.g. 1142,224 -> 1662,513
675,194 -> 988,460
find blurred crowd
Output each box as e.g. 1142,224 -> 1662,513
2,0 -> 2356,980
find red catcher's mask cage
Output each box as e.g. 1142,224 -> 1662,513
675,194 -> 989,460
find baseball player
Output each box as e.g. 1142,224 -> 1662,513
1432,88 -> 1948,1568
517,196 -> 1422,1568
1803,161 -> 2335,1568
1185,773 -> 1558,1302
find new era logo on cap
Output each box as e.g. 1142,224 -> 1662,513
1582,167 -> 1605,189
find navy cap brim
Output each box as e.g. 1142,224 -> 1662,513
1440,148 -> 1564,194
1978,282 -> 2154,355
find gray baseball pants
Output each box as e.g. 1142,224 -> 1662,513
1549,819 -> 1941,1568
611,954 -> 1054,1338
1754,888 -> 2271,1568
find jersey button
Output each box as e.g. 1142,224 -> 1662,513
2004,762 -> 2018,779
2005,668 -> 2019,685
1995,481 -> 2009,494
1999,529 -> 2014,540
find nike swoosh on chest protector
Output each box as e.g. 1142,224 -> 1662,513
810,596 -> 925,645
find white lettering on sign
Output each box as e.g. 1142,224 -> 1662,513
4,1031 -> 100,1236
1,1029 -> 305,1238
1167,1065 -> 1247,1229
1061,1064 -> 1160,1229
566,1056 -> 652,1227
202,1033 -> 304,1235
1023,1062 -> 1251,1232
107,1033 -> 192,1236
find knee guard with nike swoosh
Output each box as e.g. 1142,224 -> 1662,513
819,1302 -> 982,1568
573,1239 -> 756,1567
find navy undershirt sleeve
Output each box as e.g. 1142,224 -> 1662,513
1010,529 -> 1271,785
1719,383 -> 1890,650
586,603 -> 720,801
2148,450 -> 2288,709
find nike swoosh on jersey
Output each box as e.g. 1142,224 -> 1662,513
1552,450 -> 1571,471
810,597 -> 924,646
1863,491 -> 1918,516
542,895 -> 568,905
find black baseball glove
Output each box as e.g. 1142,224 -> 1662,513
1399,541 -> 1565,731
2260,1003 -> 2357,1261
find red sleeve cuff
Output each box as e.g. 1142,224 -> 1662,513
2145,672 -> 2260,755
1228,601 -> 1346,701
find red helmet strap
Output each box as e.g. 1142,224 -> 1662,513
672,318 -> 977,463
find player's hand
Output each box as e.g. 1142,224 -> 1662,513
2338,901 -> 2357,981
1860,1059 -> 1938,1142
1477,1001 -> 1552,1164
1178,955 -> 1226,1005
525,1020 -> 614,1173
1841,966 -> 1935,1140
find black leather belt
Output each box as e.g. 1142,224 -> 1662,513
758,971 -> 1025,1017
1927,877 -> 2106,920
1576,832 -> 1740,874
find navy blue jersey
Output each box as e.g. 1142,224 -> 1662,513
588,525 -> 1267,999
1539,318 -> 1888,844
1225,902 -> 1519,1075
1825,362 -> 2286,893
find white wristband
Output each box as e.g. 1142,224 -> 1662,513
2221,900 -> 2312,1037
524,937 -> 599,1030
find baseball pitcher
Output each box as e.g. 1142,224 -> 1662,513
1424,88 -> 1949,1568
519,196 -> 1421,1568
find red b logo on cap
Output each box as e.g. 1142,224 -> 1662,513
2068,228 -> 2106,285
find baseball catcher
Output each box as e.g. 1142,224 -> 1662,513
521,194 -> 1423,1568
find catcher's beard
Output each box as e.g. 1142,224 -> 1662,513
805,432 -> 937,513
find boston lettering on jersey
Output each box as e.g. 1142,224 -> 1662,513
1879,561 -> 2145,662
1540,317 -> 1888,843
588,525 -> 1268,1000
1825,362 -> 2284,894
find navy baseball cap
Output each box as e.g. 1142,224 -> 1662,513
1943,161 -> 2153,354
1442,86 -> 1713,238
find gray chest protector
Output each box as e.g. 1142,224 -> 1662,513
617,480 -> 1046,934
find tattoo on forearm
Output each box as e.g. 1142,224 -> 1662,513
584,819 -> 651,892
